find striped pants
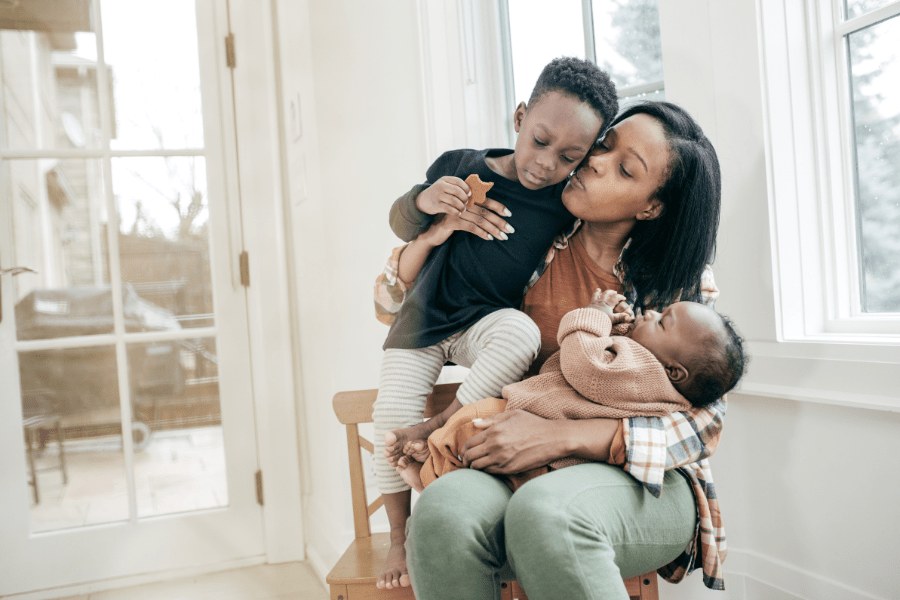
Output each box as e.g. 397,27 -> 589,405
373,309 -> 541,494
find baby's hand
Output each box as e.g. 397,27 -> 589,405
586,289 -> 635,325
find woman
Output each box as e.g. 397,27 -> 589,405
376,102 -> 726,597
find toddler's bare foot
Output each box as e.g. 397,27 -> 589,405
376,533 -> 411,589
384,421 -> 438,467
403,439 -> 431,463
397,459 -> 425,493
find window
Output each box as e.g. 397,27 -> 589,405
843,3 -> 900,313
504,0 -> 665,110
759,0 -> 900,340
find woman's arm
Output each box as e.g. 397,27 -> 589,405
460,410 -> 620,473
390,179 -> 514,243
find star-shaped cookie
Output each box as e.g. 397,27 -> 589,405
465,174 -> 494,210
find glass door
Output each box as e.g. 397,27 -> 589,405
0,0 -> 264,594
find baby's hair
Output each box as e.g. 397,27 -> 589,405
528,57 -> 619,136
681,313 -> 747,408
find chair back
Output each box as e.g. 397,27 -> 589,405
332,382 -> 459,539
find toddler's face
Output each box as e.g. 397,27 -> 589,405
628,301 -> 722,373
512,91 -> 602,190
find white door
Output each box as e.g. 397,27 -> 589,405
0,0 -> 264,594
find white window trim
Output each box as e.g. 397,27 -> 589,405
416,0 -> 512,160
416,0 -> 669,162
745,0 -> 900,412
761,0 -> 900,341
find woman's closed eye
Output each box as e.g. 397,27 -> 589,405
620,164 -> 632,178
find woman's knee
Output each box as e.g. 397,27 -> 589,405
409,470 -> 511,550
505,476 -> 572,540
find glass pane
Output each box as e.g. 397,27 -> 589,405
1,158 -> 114,340
130,337 -> 227,518
620,88 -> 666,110
100,0 -> 204,150
0,2 -> 101,151
844,0 -> 896,20
507,0 -> 585,105
19,346 -> 128,532
113,157 -> 214,328
591,0 -> 664,91
848,18 -> 900,312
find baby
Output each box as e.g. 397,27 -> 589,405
396,289 -> 747,492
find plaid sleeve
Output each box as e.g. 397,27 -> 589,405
621,398 -> 727,497
374,244 -> 412,326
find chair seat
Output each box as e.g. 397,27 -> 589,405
326,532 -> 416,599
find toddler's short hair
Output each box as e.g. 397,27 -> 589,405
682,314 -> 747,408
528,57 -> 619,135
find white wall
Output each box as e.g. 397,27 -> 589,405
659,2 -> 899,599
274,0 -> 430,573
263,0 -> 899,598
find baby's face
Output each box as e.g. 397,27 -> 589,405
628,301 -> 722,371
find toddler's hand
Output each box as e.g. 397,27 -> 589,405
416,177 -> 514,243
586,289 -> 634,324
416,176 -> 471,216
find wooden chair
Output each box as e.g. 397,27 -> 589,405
328,382 -> 659,600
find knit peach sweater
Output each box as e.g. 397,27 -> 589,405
502,307 -> 692,470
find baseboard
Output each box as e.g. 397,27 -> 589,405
303,495 -> 352,582
304,544 -> 330,587
724,549 -> 889,600
302,526 -> 889,600
0,556 -> 266,600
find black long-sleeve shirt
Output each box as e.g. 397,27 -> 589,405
383,148 -> 573,350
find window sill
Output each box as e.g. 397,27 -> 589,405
739,340 -> 900,413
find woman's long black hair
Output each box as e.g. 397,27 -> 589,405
612,101 -> 721,311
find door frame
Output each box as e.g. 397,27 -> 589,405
223,0 -> 306,567
0,0 -> 305,597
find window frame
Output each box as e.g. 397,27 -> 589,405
499,0 -> 666,147
762,0 -> 900,341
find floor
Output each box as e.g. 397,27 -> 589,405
56,563 -> 328,600
25,427 -> 330,600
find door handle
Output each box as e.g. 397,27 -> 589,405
0,266 -> 37,324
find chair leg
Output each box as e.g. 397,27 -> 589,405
56,419 -> 68,484
639,572 -> 659,599
26,427 -> 39,504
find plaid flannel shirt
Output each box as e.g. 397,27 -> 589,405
373,219 -> 727,589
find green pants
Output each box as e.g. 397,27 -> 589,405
406,463 -> 696,600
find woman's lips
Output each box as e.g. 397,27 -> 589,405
570,171 -> 585,190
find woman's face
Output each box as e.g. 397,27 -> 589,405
562,113 -> 670,225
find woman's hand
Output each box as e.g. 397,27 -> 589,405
460,410 -> 568,474
418,200 -> 515,245
461,410 -> 620,474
